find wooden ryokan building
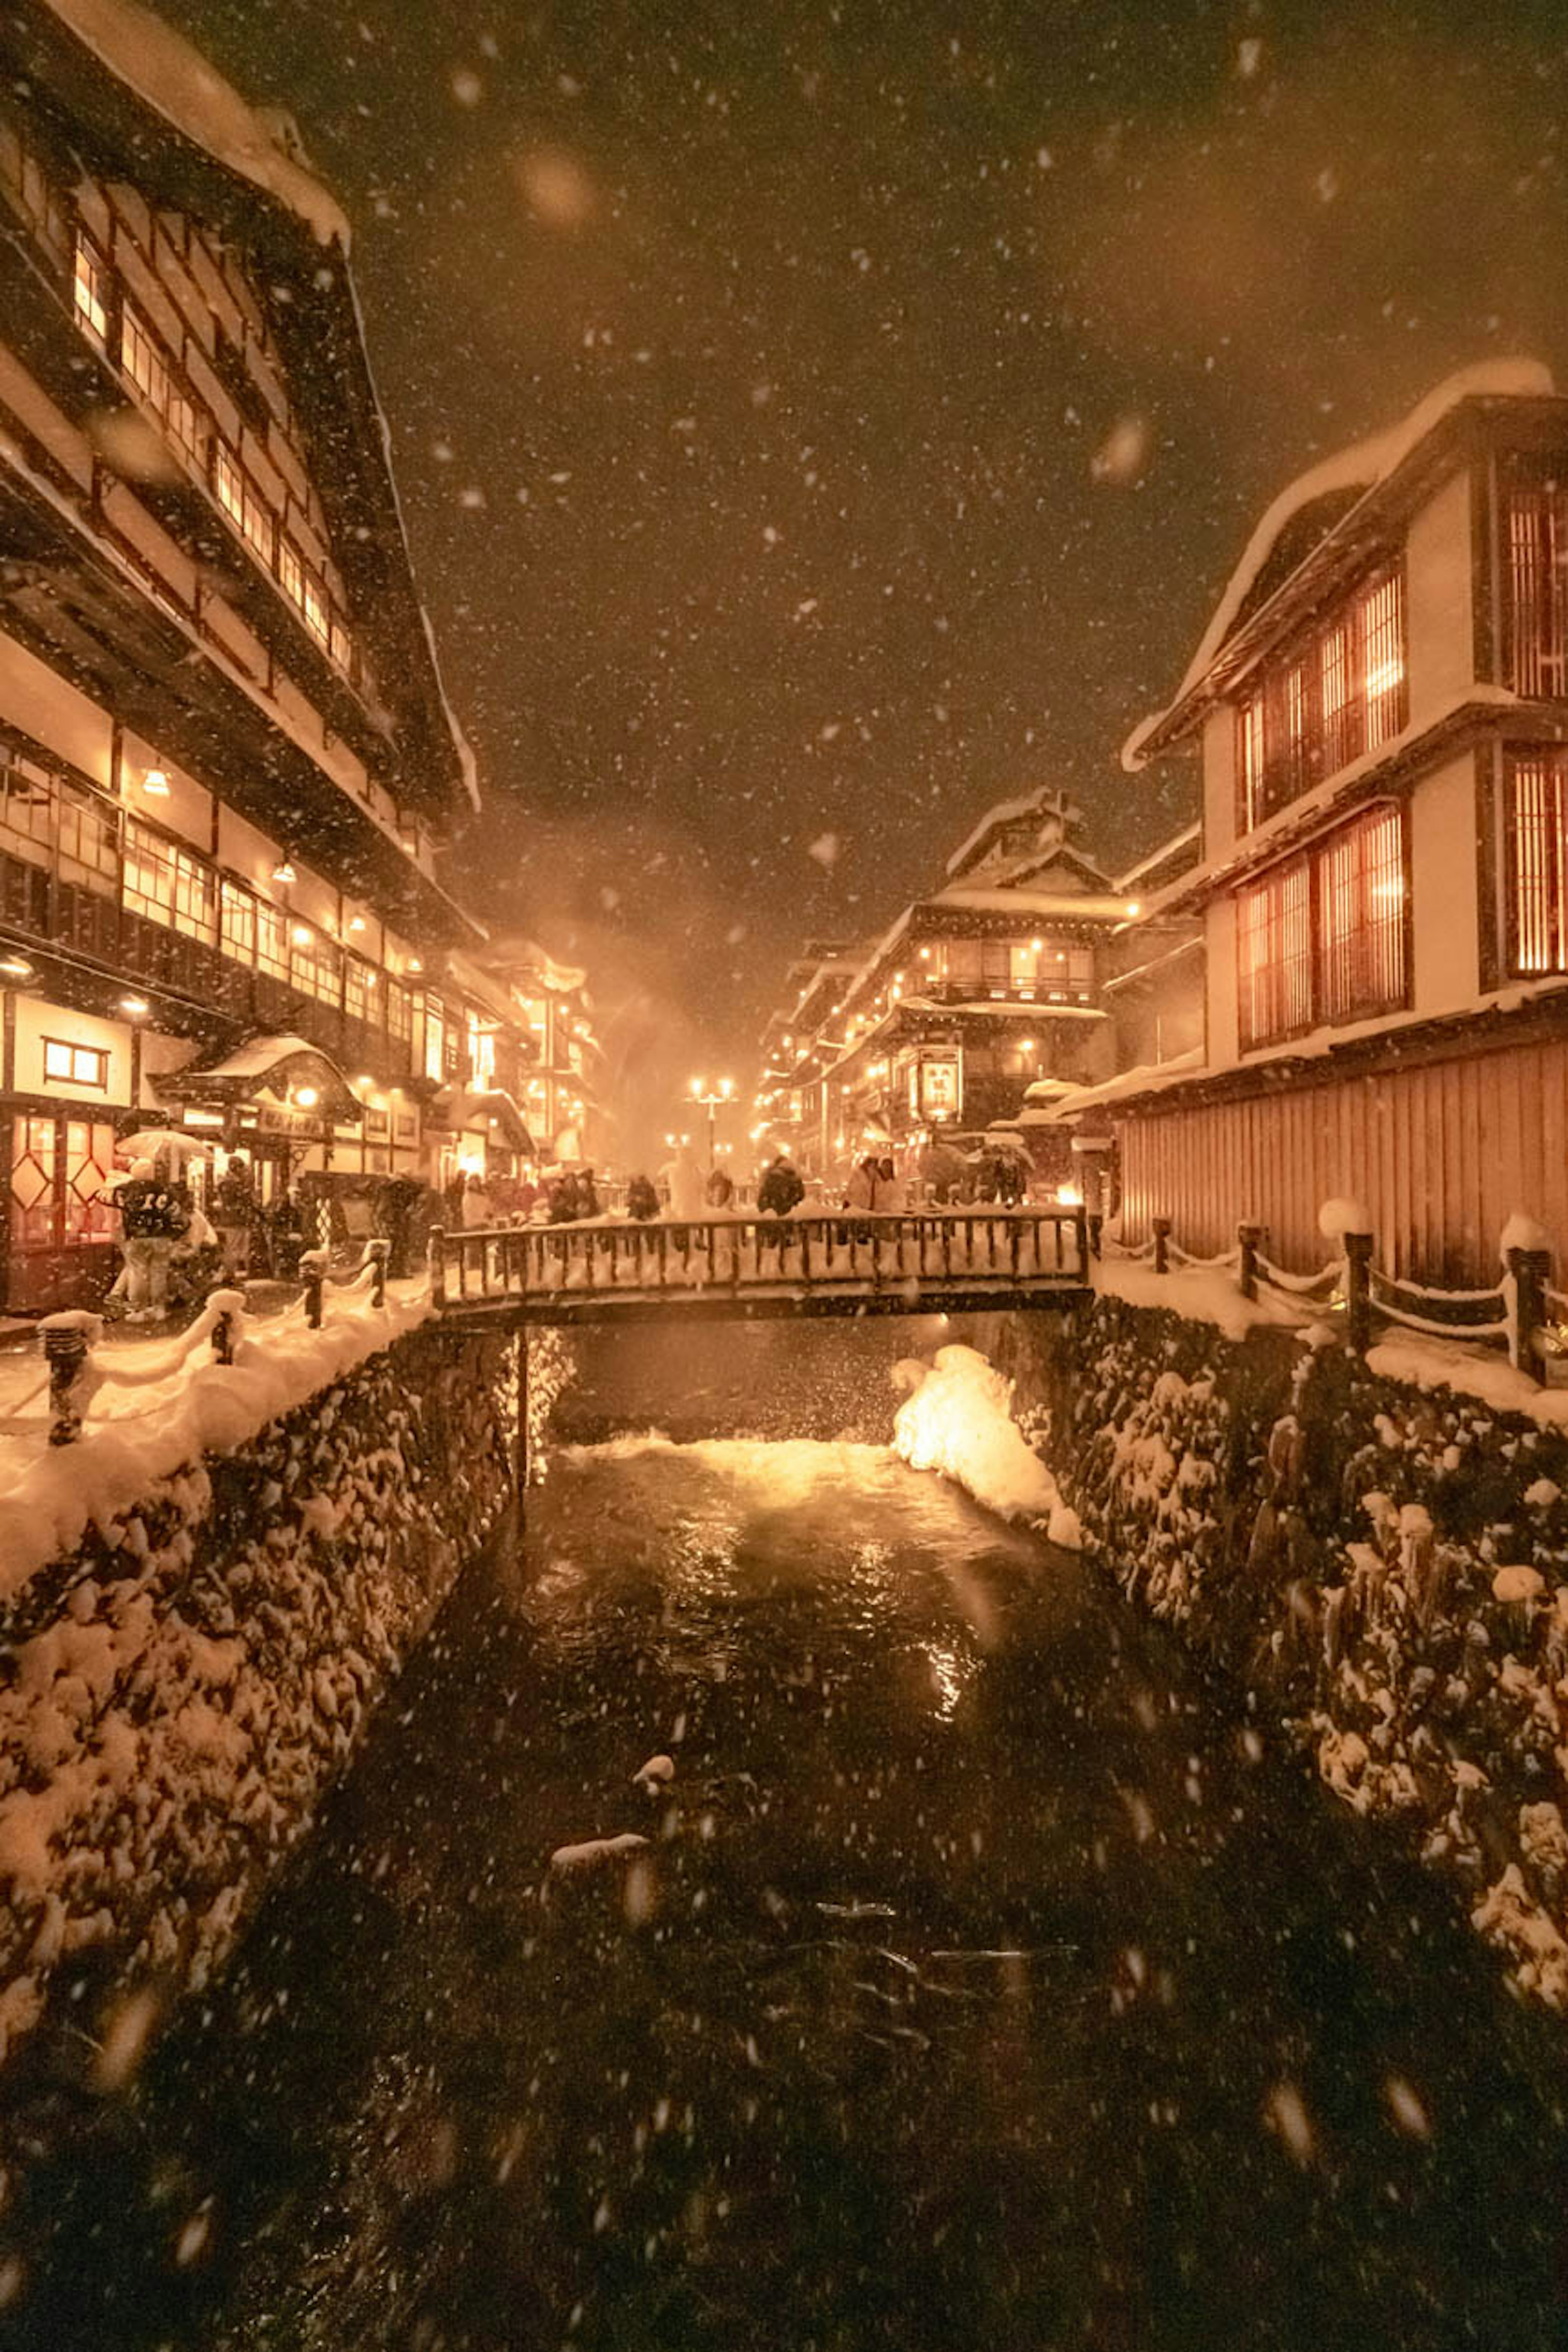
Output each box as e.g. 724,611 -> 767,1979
1100,361 -> 1568,1287
0,0 -> 547,1309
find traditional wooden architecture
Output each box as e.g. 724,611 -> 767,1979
758,791 -> 1134,1180
0,0 -> 543,1306
1099,360 -> 1568,1285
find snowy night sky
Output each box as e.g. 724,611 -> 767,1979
164,0 -> 1568,1154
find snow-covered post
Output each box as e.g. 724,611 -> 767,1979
1319,1198 -> 1374,1354
209,1286 -> 243,1365
367,1236 -> 390,1309
428,1225 -> 447,1309
1342,1232 -> 1374,1354
1501,1214 -> 1553,1374
1237,1221 -> 1265,1302
1072,1203 -> 1090,1275
301,1245 -> 328,1331
40,1314 -> 95,1446
1152,1215 -> 1172,1275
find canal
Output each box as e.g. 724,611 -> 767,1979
6,1423 -> 1566,2350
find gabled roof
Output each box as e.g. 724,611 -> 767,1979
155,1033 -> 361,1117
1123,359 -> 1559,773
12,0 -> 477,821
41,0 -> 346,242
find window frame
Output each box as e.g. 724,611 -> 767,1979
42,1038 -> 109,1090
1235,803 -> 1409,1051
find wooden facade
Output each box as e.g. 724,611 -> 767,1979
1116,1022 -> 1568,1287
1102,368 -> 1568,1296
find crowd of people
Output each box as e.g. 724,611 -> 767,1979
97,1131 -> 1047,1327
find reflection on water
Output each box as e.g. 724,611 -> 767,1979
5,1439 -> 1566,2352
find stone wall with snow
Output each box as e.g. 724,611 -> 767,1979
991,1301 -> 1568,2011
0,1323 -> 519,2089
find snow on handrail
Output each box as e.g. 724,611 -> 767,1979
1373,1298 -> 1510,1344
1371,1266 -> 1506,1310
1168,1240 -> 1241,1272
1254,1252 -> 1340,1294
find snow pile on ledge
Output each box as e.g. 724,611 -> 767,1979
44,0 -> 350,246
0,1279 -> 434,1601
892,1344 -> 1080,1547
1122,357 -> 1557,771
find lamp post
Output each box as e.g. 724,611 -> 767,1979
689,1076 -> 734,1172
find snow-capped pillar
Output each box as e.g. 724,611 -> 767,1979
40,1317 -> 94,1447
1152,1216 -> 1172,1275
1506,1245 -> 1551,1377
1237,1222 -> 1265,1302
366,1237 -> 390,1309
300,1247 -> 328,1330
1342,1230 -> 1374,1355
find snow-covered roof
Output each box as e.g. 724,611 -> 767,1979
1123,359 -> 1558,772
40,0 -> 348,246
933,885 -> 1136,923
900,997 -> 1106,1022
483,936 -> 589,995
1113,822 -> 1201,894
943,786 -> 1086,879
1037,1046 -> 1208,1121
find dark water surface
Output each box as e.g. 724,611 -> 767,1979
6,1437 -> 1566,2351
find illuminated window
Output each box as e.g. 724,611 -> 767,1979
72,233 -> 108,341
56,778 -> 118,895
220,880 -> 257,964
345,955 -> 375,1023
214,441 -> 244,525
121,303 -> 169,414
1234,571 -> 1406,833
468,1013 -> 496,1082
290,926 -> 342,1006
386,978 -> 413,1054
1236,694 -> 1265,833
278,537 -> 304,609
1359,573 -> 1405,749
0,752 -> 56,867
1506,749 -> 1568,976
301,568 -> 330,646
1315,806 -> 1406,1022
42,1038 -> 108,1089
423,996 -> 446,1083
1319,619 -> 1353,776
1236,858 -> 1311,1049
240,477 -> 274,564
1505,458 -> 1568,700
1236,806 -> 1407,1049
256,899 -> 289,981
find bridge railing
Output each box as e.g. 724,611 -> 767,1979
430,1207 -> 1089,1310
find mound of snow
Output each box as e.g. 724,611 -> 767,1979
891,1344 -> 1080,1547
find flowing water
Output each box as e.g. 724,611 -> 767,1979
7,1436 -> 1566,2351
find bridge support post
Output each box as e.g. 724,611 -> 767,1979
512,1327 -> 529,1496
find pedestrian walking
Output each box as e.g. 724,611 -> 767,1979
114,1158 -> 192,1322
460,1171 -> 494,1229
212,1152 -> 256,1280
626,1174 -> 660,1221
756,1153 -> 805,1216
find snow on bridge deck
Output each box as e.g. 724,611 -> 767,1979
430,1209 -> 1092,1326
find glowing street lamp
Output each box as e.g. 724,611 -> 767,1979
689,1075 -> 734,1171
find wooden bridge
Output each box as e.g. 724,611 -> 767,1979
429,1208 -> 1092,1327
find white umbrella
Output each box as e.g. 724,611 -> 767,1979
117,1127 -> 216,1166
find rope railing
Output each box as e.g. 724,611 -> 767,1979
19,1236 -> 397,1448
1120,1209 -> 1562,1381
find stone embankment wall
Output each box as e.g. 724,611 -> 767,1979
989,1301 -> 1568,2009
0,1325 -> 520,2085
